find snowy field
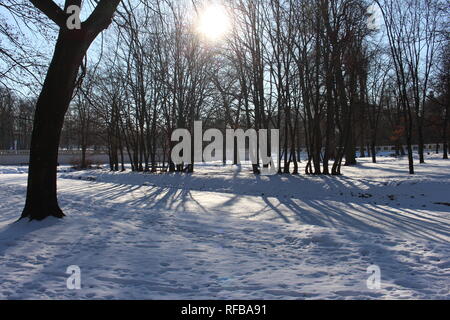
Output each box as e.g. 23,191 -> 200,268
0,155 -> 449,299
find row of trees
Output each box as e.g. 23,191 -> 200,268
0,88 -> 34,150
0,0 -> 448,219
66,0 -> 448,174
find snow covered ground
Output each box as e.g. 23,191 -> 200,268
0,155 -> 449,299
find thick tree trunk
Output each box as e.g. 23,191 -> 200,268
20,30 -> 92,220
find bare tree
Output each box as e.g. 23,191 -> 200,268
375,0 -> 445,172
21,0 -> 121,221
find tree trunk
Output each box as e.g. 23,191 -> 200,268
406,136 -> 414,174
371,140 -> 377,164
443,99 -> 449,160
344,126 -> 357,166
20,30 -> 94,220
81,144 -> 87,169
417,122 -> 425,163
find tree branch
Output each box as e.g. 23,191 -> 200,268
29,0 -> 66,28
85,0 -> 122,34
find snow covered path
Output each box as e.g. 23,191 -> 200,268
0,156 -> 449,299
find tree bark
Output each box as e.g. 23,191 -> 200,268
21,30 -> 92,220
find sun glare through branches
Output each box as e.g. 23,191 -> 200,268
196,3 -> 231,41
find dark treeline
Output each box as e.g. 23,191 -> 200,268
0,88 -> 34,150
1,0 -> 449,175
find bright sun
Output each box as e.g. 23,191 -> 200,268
197,4 -> 231,41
